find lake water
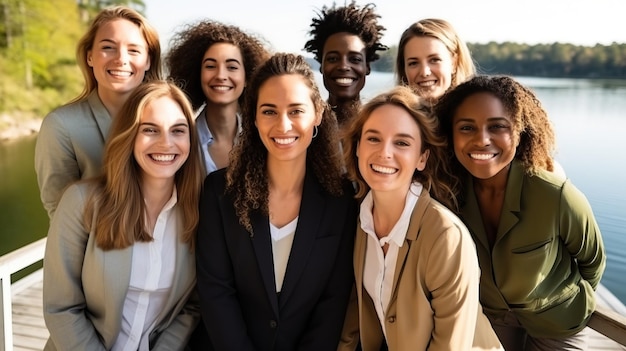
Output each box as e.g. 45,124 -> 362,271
1,73 -> 625,308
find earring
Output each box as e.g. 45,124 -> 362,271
312,125 -> 319,138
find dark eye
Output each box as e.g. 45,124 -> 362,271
395,140 -> 410,147
142,127 -> 158,134
366,136 -> 380,143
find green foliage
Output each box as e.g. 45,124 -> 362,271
0,0 -> 84,118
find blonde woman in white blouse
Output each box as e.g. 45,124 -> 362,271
43,81 -> 203,350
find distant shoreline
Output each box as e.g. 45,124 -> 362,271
0,114 -> 42,142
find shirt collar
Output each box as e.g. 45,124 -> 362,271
360,182 -> 423,247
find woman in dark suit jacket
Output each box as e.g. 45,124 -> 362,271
195,53 -> 357,351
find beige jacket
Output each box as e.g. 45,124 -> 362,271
43,183 -> 199,350
339,188 -> 503,351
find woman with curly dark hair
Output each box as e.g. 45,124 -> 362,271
304,1 -> 387,128
435,75 -> 606,351
166,20 -> 270,175
196,52 -> 357,350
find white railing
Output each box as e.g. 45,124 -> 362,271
0,236 -> 625,349
0,238 -> 46,351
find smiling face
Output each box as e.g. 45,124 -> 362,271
134,96 -> 190,184
357,104 -> 429,196
254,74 -> 321,166
200,42 -> 246,106
321,32 -> 369,104
403,36 -> 455,101
88,19 -> 151,100
452,92 -> 518,180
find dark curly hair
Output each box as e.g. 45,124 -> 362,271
226,53 -> 344,233
165,20 -> 270,110
303,1 -> 387,64
343,85 -> 458,211
434,75 -> 556,197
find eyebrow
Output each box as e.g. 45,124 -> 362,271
97,38 -> 145,48
363,129 -> 416,140
259,103 -> 308,108
202,57 -> 242,65
454,116 -> 509,124
140,121 -> 189,128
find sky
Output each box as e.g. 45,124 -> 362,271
145,0 -> 624,54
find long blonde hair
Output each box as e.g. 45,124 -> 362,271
84,81 -> 203,250
73,6 -> 162,102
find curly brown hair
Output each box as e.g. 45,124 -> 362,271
303,1 -> 387,64
434,75 -> 556,196
343,85 -> 458,211
165,20 -> 271,110
226,53 -> 344,233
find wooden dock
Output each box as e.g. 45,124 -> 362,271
2,238 -> 626,350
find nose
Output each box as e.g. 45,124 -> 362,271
215,64 -> 227,80
339,57 -> 350,71
473,127 -> 491,147
116,48 -> 130,66
419,63 -> 431,77
277,113 -> 292,133
157,131 -> 173,147
378,141 -> 393,159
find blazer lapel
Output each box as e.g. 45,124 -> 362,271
250,210 -> 280,316
102,245 -> 132,312
497,160 -> 523,240
387,188 -> 429,312
278,172 -> 322,309
88,90 -> 112,141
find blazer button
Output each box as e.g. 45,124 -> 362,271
387,316 -> 396,323
269,320 -> 278,328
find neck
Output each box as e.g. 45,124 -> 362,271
141,178 -> 174,215
370,187 -> 408,239
473,163 -> 511,194
267,158 -> 306,196
204,102 -> 239,142
329,97 -> 360,126
97,88 -> 129,119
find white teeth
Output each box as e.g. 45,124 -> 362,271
274,137 -> 296,145
417,80 -> 435,87
212,86 -> 231,91
371,164 -> 397,174
335,78 -> 354,85
470,153 -> 495,160
109,70 -> 131,77
151,154 -> 175,162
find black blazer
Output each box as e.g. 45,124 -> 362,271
196,168 -> 357,351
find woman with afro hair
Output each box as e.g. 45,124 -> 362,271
304,1 -> 387,129
166,20 -> 270,175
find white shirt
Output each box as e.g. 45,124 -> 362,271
112,189 -> 178,351
270,217 -> 298,292
196,106 -> 242,175
361,182 -> 422,338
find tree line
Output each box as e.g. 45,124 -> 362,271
1,0 -> 624,119
371,41 -> 626,79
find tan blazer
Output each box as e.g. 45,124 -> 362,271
35,90 -> 111,219
43,183 -> 200,350
339,188 -> 503,351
